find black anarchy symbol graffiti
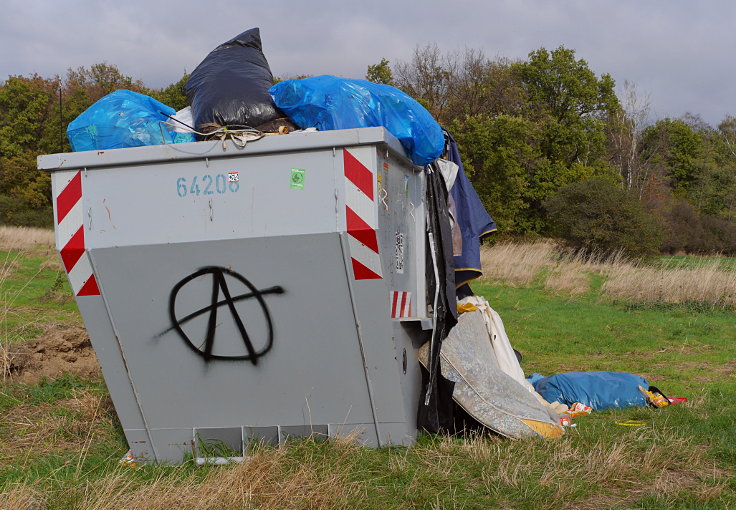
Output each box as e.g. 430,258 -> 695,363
168,266 -> 284,365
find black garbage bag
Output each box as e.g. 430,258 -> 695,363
185,27 -> 282,133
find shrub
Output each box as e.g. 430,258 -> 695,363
659,199 -> 736,255
0,194 -> 53,228
544,177 -> 662,257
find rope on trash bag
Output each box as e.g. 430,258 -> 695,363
159,113 -> 265,149
195,123 -> 265,149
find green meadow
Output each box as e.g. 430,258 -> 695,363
1,243 -> 734,509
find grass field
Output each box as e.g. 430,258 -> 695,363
1,234 -> 735,509
1,248 -> 80,346
656,255 -> 736,272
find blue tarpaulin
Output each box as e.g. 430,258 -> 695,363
532,371 -> 649,410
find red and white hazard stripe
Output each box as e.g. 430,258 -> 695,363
344,149 -> 382,280
55,170 -> 100,296
391,291 -> 412,318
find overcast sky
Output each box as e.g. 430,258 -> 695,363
2,1 -> 732,126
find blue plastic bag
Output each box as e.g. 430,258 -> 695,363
532,371 -> 648,411
269,75 -> 444,166
67,89 -> 195,152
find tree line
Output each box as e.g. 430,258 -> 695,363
371,46 -> 736,255
1,47 -> 735,255
0,63 -> 189,227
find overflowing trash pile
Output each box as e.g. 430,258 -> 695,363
65,27 -> 683,443
65,27 -> 442,166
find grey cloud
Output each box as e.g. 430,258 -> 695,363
2,0 -> 734,124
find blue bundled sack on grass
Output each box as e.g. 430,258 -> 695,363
67,89 -> 195,152
269,75 -> 444,166
532,371 -> 648,410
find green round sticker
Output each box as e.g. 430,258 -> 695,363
290,168 -> 305,189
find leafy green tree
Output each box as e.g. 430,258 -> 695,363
544,177 -> 662,257
0,151 -> 52,227
639,115 -> 736,254
514,47 -> 619,122
684,120 -> 736,220
393,45 -> 623,234
0,64 -> 146,227
513,46 -> 620,166
0,74 -> 60,225
451,114 -> 537,234
508,46 -> 620,230
365,58 -> 394,85
0,75 -> 62,157
708,117 -> 736,220
640,118 -> 702,194
152,73 -> 190,111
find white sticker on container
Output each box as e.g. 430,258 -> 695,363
395,231 -> 405,274
228,172 -> 239,183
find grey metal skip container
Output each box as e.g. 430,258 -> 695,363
38,127 -> 429,464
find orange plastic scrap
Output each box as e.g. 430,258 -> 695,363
566,402 -> 592,418
119,451 -> 138,467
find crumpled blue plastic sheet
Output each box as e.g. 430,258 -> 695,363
67,89 -> 195,152
270,75 -> 444,166
532,371 -> 648,410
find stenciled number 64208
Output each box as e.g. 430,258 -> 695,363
176,174 -> 239,197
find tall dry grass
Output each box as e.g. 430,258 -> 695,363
603,259 -> 736,308
479,241 -> 558,287
479,241 -> 736,309
0,226 -> 54,251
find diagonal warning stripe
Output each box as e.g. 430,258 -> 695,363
54,170 -> 100,297
344,149 -> 382,280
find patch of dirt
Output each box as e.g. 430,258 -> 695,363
716,360 -> 736,377
6,325 -> 101,384
651,343 -> 716,355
